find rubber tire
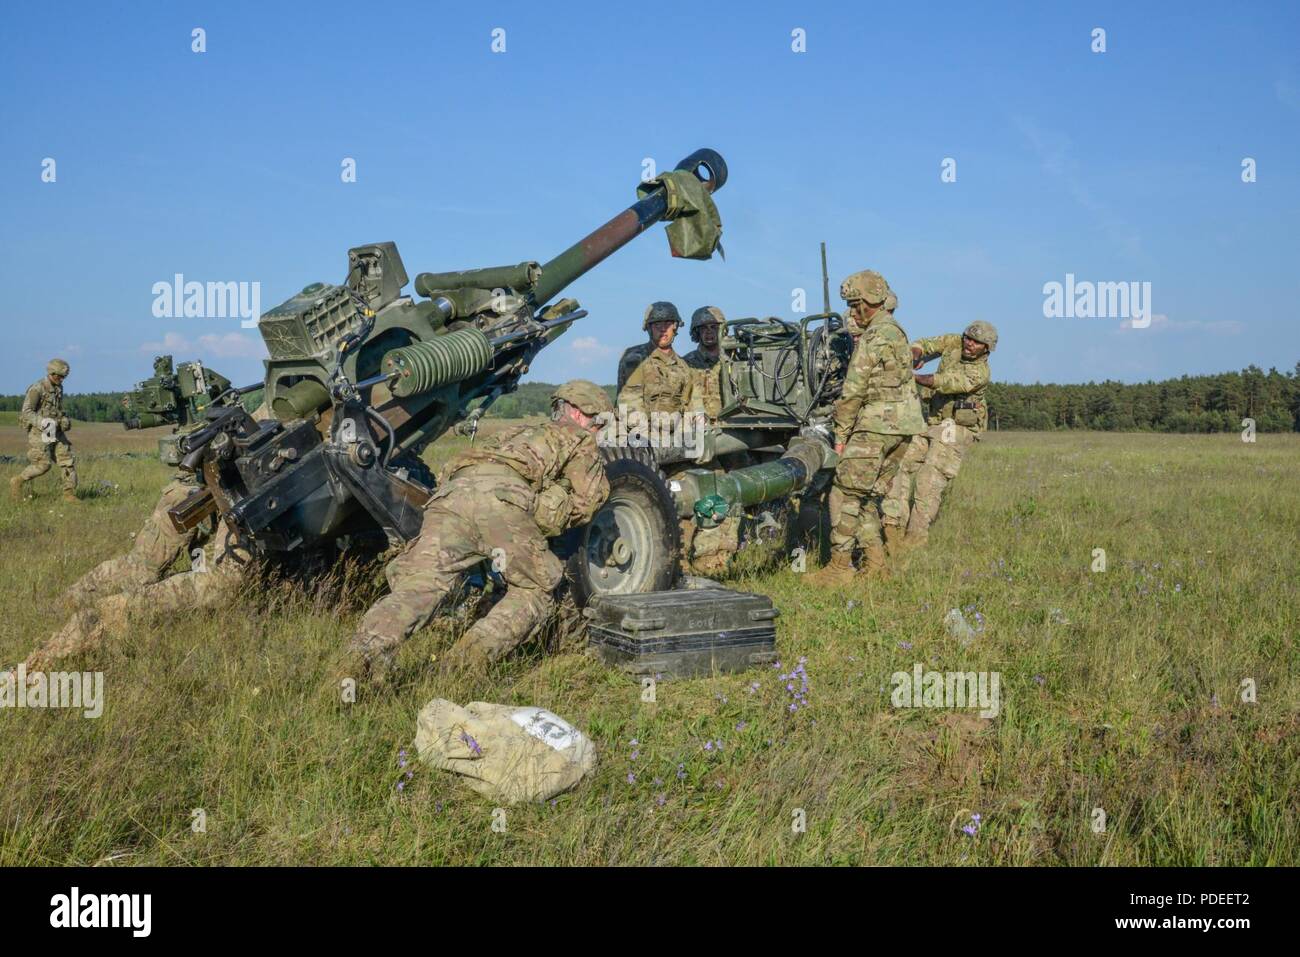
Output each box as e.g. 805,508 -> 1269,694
567,446 -> 680,607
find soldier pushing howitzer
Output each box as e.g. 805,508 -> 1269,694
349,380 -> 614,684
807,270 -> 925,586
882,320 -> 997,548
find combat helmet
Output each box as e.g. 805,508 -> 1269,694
689,305 -> 726,342
839,270 -> 889,306
47,358 -> 71,377
552,379 -> 614,417
963,321 -> 998,352
642,301 -> 683,331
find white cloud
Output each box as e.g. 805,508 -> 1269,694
569,335 -> 616,365
140,331 -> 265,359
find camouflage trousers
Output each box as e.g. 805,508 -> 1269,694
881,421 -> 976,535
62,478 -> 211,610
669,459 -> 744,577
828,431 -> 911,555
351,478 -> 563,671
26,525 -> 249,672
19,432 -> 76,492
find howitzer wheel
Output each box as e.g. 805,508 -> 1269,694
567,447 -> 680,606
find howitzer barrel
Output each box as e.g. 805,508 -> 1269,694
531,148 -> 727,305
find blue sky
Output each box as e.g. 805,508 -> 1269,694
2,0 -> 1297,393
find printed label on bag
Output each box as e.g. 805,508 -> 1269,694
510,708 -> 580,752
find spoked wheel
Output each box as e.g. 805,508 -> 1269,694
567,447 -> 680,606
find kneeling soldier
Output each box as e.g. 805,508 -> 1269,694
350,380 -> 613,682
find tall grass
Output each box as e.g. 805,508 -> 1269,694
1,425 -> 1296,865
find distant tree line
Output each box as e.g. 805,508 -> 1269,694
0,391 -> 130,423
986,364 -> 1300,432
4,365 -> 1297,432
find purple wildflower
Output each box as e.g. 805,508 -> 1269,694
460,731 -> 482,756
627,772 -> 636,784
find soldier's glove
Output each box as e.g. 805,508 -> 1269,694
59,416 -> 72,432
39,417 -> 56,432
911,344 -> 924,368
533,483 -> 573,538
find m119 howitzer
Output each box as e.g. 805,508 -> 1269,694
168,149 -> 729,587
572,308 -> 851,601
122,355 -> 247,465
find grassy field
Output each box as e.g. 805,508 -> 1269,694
1,423 -> 1297,865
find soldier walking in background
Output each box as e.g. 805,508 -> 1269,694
349,380 -> 613,684
10,358 -> 77,503
883,321 -> 997,548
807,271 -> 925,586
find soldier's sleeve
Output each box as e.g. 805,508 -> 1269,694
562,434 -> 611,527
619,360 -> 647,418
616,348 -> 644,394
679,358 -> 694,411
932,357 -> 990,395
913,334 -> 958,361
19,384 -> 43,430
832,338 -> 878,443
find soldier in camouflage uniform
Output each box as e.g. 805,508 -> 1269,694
807,271 -> 925,586
350,380 -> 613,682
679,305 -> 742,575
23,401 -> 280,669
617,302 -> 694,420
882,321 -> 997,547
10,359 -> 77,503
22,519 -> 253,672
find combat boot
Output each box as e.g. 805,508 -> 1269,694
858,542 -> 890,580
883,524 -> 909,559
9,476 -> 24,502
62,490 -> 79,504
905,524 -> 930,548
806,550 -> 856,588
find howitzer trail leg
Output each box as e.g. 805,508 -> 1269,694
906,426 -> 973,543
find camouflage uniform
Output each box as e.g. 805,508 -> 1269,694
821,272 -> 925,577
619,349 -> 693,419
25,519 -> 251,672
351,384 -> 611,677
27,399 -> 281,667
679,306 -> 740,574
618,302 -> 693,420
885,326 -> 994,542
616,343 -> 653,394
60,475 -> 214,610
13,362 -> 77,499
